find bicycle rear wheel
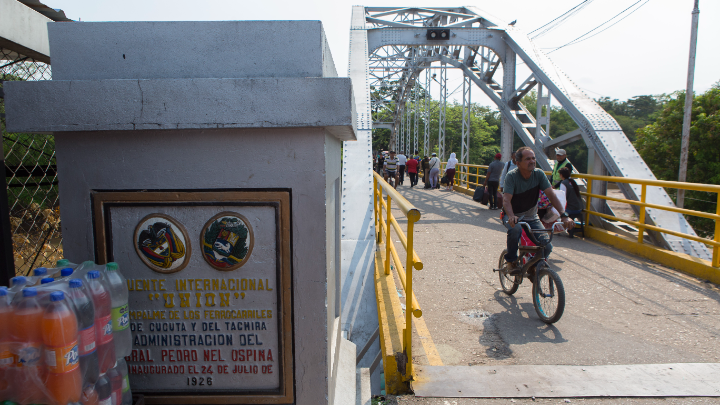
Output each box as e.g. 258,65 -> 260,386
532,264 -> 565,324
498,249 -> 519,295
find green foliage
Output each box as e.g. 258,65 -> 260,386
635,83 -> 720,237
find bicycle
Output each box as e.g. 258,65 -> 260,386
494,216 -> 565,324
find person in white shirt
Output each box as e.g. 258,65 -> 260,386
428,153 -> 441,189
445,152 -> 458,191
397,152 -> 407,186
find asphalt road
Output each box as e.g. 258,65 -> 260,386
385,183 -> 720,404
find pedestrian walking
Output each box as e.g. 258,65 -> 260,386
428,153 -> 441,189
421,156 -> 430,185
445,152 -> 458,191
499,154 -> 518,193
484,153 -> 505,209
397,151 -> 407,185
406,154 -> 419,187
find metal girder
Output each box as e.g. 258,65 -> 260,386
362,5 -> 710,260
413,80 -> 419,155
460,74 -> 471,181
438,62 -> 447,161
424,68 -> 430,157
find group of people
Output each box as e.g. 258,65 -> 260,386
376,150 -> 443,190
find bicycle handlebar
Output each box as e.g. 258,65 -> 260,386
509,215 -> 555,245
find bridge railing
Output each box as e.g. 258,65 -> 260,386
438,162 -> 719,268
440,162 -> 488,190
372,171 -> 423,381
572,173 -> 720,268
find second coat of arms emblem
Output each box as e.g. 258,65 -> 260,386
200,212 -> 254,271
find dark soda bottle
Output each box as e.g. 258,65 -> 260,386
69,278 -> 100,384
95,372 -> 112,405
86,270 -> 115,374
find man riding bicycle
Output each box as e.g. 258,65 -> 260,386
502,147 -> 573,275
383,150 -> 399,189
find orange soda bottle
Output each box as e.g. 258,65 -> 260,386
0,287 -> 14,400
42,291 -> 82,405
11,287 -> 46,405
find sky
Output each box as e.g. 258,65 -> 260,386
47,0 -> 719,105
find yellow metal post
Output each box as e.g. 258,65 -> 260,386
404,218 -> 415,378
585,179 -> 593,226
385,195 -> 392,275
374,177 -> 380,243
714,192 -> 720,267
638,184 -> 647,244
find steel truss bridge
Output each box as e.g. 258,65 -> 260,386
343,5 -> 711,261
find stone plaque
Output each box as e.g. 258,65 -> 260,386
93,191 -> 293,404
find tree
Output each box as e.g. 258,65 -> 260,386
635,82 -> 720,237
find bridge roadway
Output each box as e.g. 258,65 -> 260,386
386,183 -> 720,404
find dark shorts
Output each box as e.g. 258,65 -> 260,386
385,170 -> 396,177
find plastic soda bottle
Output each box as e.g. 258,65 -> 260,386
69,278 -> 99,384
95,373 -> 112,405
86,271 -> 115,373
42,291 -> 82,405
104,263 -> 131,358
10,276 -> 27,292
60,267 -> 75,279
0,287 -> 14,400
80,384 -> 99,405
107,362 -> 122,405
116,358 -> 132,405
11,287 -> 46,405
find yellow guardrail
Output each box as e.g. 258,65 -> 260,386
439,162 -> 488,190
372,171 -> 423,381
571,172 -> 720,268
439,161 -> 719,268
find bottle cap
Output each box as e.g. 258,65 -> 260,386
50,291 -> 64,301
106,262 -> 119,271
82,261 -> 96,267
0,286 -> 7,296
33,267 -> 48,276
56,259 -> 70,267
69,278 -> 83,288
23,288 -> 37,297
60,267 -> 74,277
41,277 -> 54,284
88,270 -> 100,279
11,276 -> 27,286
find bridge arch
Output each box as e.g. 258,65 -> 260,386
348,5 -> 710,260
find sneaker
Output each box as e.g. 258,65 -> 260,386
505,260 -> 522,276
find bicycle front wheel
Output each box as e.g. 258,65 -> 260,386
498,249 -> 519,295
532,265 -> 565,324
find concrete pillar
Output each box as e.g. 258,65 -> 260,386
5,21 -> 356,405
501,48 -> 516,161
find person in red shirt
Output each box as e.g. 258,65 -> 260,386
406,155 -> 419,187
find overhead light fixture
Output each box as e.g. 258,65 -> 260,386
426,29 -> 450,41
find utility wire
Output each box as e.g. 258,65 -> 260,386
547,0 -> 650,54
529,0 -> 595,39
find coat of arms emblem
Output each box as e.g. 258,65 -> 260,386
133,214 -> 190,273
201,212 -> 254,271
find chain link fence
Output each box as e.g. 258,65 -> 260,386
1,47 -> 63,277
